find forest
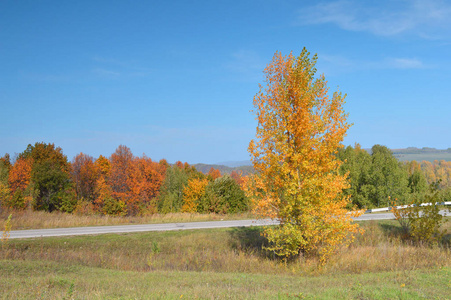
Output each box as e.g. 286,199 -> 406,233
0,142 -> 450,216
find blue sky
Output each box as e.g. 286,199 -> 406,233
1,0 -> 451,164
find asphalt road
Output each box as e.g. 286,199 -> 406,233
7,210 -> 448,239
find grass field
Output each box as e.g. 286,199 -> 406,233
1,215 -> 450,299
1,260 -> 449,299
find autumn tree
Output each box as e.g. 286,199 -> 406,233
248,48 -> 361,262
109,145 -> 134,202
127,156 -> 167,215
7,157 -> 33,209
72,153 -> 99,203
92,155 -> 111,212
158,161 -> 204,213
95,155 -> 111,177
8,157 -> 32,195
230,170 -> 244,186
207,167 -> 221,181
182,178 -> 209,213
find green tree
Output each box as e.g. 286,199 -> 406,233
158,162 -> 205,213
21,143 -> 75,212
0,157 -> 11,207
408,169 -> 428,195
31,161 -> 75,212
368,145 -> 409,207
337,144 -> 373,208
158,165 -> 189,213
199,175 -> 248,214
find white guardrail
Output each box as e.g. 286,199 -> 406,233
365,201 -> 451,214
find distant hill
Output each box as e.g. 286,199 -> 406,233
194,163 -> 255,176
391,147 -> 451,162
196,148 -> 451,175
364,147 -> 451,162
215,160 -> 252,168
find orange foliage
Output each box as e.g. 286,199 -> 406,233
127,156 -> 167,214
94,175 -> 113,211
72,153 -> 99,202
93,155 -> 112,212
95,155 -> 111,177
248,48 -> 362,262
208,167 -> 221,180
8,157 -> 32,193
109,145 -> 133,203
230,171 -> 244,186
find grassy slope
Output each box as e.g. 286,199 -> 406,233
1,219 -> 450,299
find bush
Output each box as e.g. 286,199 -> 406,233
392,182 -> 447,245
73,198 -> 96,215
7,190 -> 27,210
199,175 -> 248,214
102,196 -> 127,216
56,190 -> 77,213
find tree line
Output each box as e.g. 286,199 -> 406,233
0,143 -> 248,215
338,144 -> 451,209
0,142 -> 450,216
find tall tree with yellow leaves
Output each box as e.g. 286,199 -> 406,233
182,178 -> 208,213
248,48 -> 362,263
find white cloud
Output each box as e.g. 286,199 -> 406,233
388,58 -> 425,69
316,54 -> 428,75
298,0 -> 451,38
91,68 -> 120,78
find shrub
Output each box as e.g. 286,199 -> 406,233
1,214 -> 12,249
392,182 -> 447,245
7,190 -> 27,210
102,196 -> 127,216
199,175 -> 248,214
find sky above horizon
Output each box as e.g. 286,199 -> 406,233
1,0 -> 451,164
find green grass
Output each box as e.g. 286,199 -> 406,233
1,219 -> 450,299
1,260 -> 450,299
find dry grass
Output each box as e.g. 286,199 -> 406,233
0,209 -> 254,230
323,220 -> 451,274
1,218 -> 450,299
1,218 -> 450,276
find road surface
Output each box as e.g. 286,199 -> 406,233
7,210 -> 448,239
